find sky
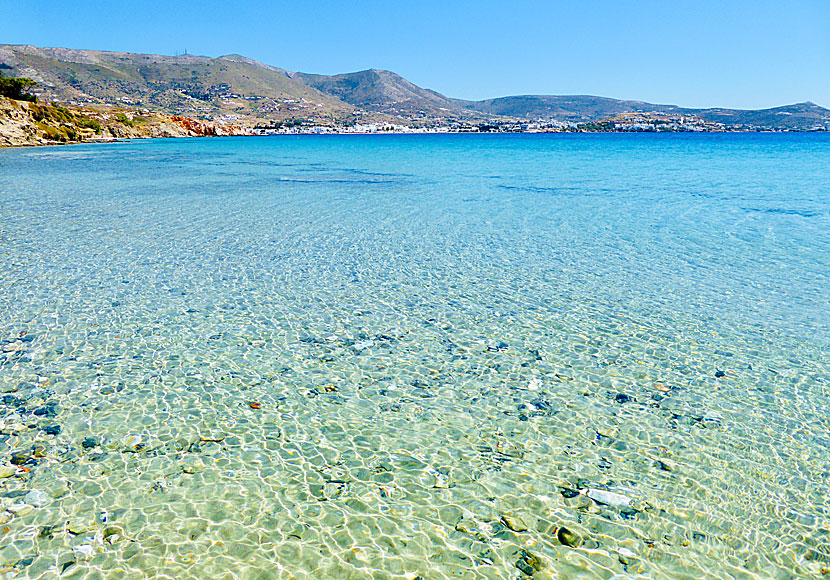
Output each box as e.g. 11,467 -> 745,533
2,0 -> 829,109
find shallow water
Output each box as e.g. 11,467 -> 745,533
0,133 -> 828,579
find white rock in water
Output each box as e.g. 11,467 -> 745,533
67,522 -> 88,535
586,489 -> 632,507
73,545 -> 94,559
7,503 -> 33,515
121,434 -> 142,449
2,341 -> 24,352
25,490 -> 50,507
527,378 -> 542,391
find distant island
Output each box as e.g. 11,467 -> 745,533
1,44 -> 828,146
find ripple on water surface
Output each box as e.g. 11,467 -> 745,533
0,134 -> 829,579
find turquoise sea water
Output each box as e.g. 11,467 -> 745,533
0,133 -> 828,579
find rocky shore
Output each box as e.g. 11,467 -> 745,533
0,97 -> 251,147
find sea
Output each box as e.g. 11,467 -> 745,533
0,133 -> 828,580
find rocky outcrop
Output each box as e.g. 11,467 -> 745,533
0,98 -> 51,146
169,116 -> 250,136
0,97 -> 252,147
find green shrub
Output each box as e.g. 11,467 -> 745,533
37,122 -> 63,141
52,105 -> 75,123
30,104 -> 50,122
115,113 -> 134,127
36,121 -> 81,142
76,116 -> 102,133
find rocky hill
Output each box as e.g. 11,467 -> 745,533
294,69 -> 481,123
468,95 -> 830,130
0,45 -> 356,125
689,102 -> 830,131
467,95 -> 678,123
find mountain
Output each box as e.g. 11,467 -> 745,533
689,102 -> 830,131
467,95 -> 678,123
0,45 -> 356,124
294,69 -> 477,122
1,44 -> 828,131
466,95 -> 830,130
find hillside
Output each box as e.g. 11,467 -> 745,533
467,95 -> 677,123
295,69 -> 480,123
466,95 -> 830,129
690,102 -> 830,131
0,45 -> 356,124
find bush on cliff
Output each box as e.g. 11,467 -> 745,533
76,116 -> 102,133
115,113 -> 134,127
36,122 -> 77,142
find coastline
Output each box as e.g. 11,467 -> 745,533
3,96 -> 826,149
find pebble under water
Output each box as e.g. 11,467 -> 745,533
0,133 -> 829,579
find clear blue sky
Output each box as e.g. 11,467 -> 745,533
3,0 -> 828,109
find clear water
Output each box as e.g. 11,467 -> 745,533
0,133 -> 828,580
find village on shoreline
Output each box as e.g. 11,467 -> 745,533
5,95 -> 825,149
251,112 -> 809,135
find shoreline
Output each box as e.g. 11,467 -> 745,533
3,126 -> 825,150
3,96 -> 826,149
